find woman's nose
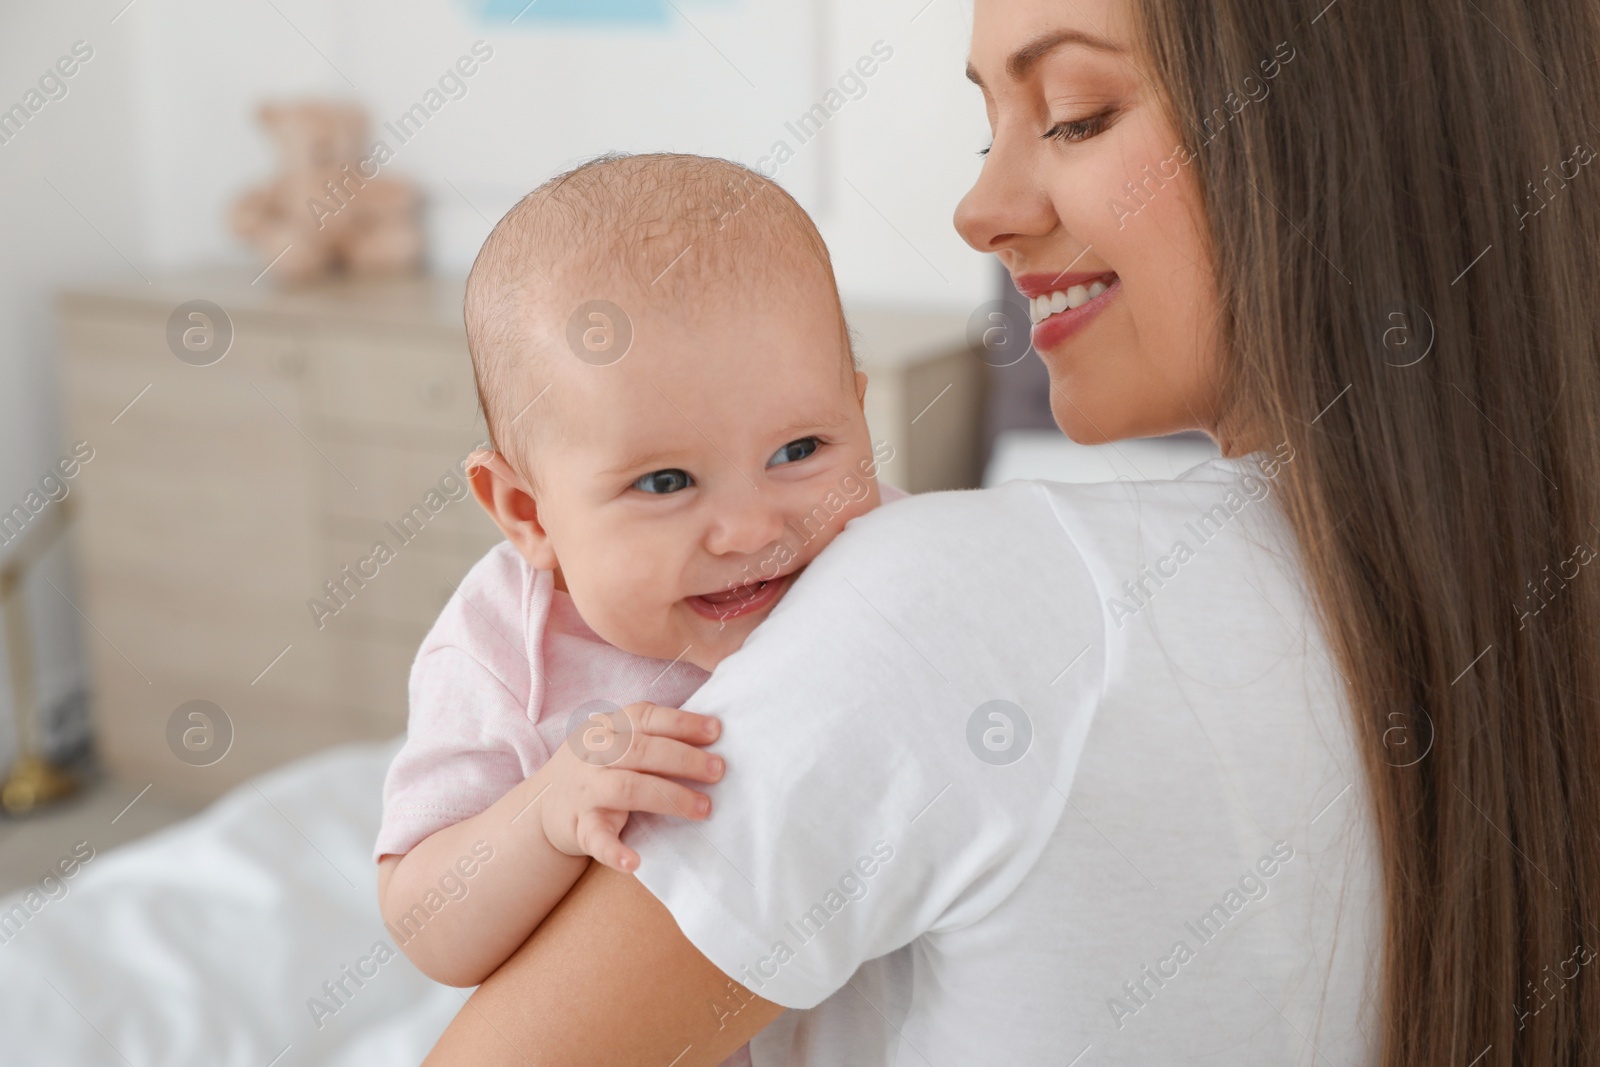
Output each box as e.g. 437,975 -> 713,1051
704,484 -> 788,558
954,132 -> 1057,253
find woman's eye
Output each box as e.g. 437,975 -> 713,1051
1044,111 -> 1112,145
633,469 -> 693,494
981,109 -> 1112,156
768,437 -> 821,467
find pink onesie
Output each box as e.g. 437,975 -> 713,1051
374,541 -> 710,860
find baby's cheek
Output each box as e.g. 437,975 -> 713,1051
618,573 -> 692,651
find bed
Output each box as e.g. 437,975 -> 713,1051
0,737 -> 461,1066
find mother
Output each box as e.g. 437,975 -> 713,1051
429,0 -> 1600,1062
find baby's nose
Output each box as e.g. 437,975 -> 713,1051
705,490 -> 788,557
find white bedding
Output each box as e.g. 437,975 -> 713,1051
0,737 -> 463,1066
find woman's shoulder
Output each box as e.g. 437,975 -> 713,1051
829,478 -> 1076,567
819,467 -> 1249,588
810,456 -> 1294,640
855,453 -> 1265,538
758,478 -> 1106,717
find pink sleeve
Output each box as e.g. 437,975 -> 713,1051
880,480 -> 912,503
373,546 -> 554,860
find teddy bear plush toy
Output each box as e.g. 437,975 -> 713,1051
231,100 -> 423,284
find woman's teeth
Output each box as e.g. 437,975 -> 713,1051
1029,279 -> 1111,325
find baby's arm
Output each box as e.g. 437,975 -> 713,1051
377,701 -> 723,987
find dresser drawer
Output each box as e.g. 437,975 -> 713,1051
61,312 -> 315,428
56,271 -> 510,800
316,436 -> 497,555
313,534 -> 492,635
312,327 -> 479,440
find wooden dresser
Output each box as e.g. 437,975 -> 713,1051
55,269 -> 981,802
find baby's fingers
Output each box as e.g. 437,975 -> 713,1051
624,701 -> 721,745
620,733 -> 725,784
575,811 -> 641,873
596,769 -> 712,821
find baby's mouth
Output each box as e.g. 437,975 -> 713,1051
696,580 -> 768,606
686,573 -> 791,622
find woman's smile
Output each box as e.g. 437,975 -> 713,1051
1011,271 -> 1126,350
1012,270 -> 1122,350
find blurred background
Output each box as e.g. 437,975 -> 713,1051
0,2 -> 1215,1061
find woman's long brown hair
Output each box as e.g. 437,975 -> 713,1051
1130,0 -> 1600,1061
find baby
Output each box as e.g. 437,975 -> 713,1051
373,153 -> 904,1053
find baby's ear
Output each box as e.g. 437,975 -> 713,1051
468,451 -> 559,571
854,370 -> 869,407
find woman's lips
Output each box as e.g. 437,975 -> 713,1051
686,572 -> 791,621
1029,275 -> 1122,352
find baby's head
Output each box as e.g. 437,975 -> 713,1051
464,153 -> 887,671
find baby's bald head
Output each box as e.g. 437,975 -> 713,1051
463,153 -> 852,484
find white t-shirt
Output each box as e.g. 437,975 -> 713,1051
627,454 -> 1383,1066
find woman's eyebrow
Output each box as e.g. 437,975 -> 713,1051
965,28 -> 1124,88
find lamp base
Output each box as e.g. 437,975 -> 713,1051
1,755 -> 79,816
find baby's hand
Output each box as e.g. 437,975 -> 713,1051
539,701 -> 723,873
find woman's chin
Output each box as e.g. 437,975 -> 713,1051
1047,393 -> 1122,446
1047,390 -> 1201,448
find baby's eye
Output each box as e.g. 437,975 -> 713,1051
634,469 -> 693,494
768,437 -> 821,467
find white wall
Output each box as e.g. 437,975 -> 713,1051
818,0 -> 991,307
0,0 -> 992,768
0,1 -> 147,768
136,0 -> 821,267
128,0 -> 990,301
